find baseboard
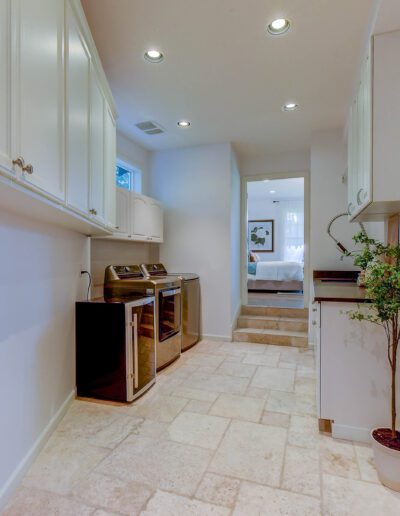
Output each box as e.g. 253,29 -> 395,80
230,303 -> 242,337
202,333 -> 232,342
0,389 -> 75,511
332,422 -> 371,443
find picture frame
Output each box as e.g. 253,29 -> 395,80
248,219 -> 274,252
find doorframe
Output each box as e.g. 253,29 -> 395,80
240,171 -> 310,307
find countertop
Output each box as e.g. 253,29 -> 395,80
313,280 -> 370,303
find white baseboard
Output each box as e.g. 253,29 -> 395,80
230,304 -> 242,337
0,389 -> 75,511
332,422 -> 371,443
202,333 -> 232,342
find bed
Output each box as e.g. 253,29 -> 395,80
248,261 -> 304,292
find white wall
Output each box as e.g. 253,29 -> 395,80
117,131 -> 151,195
149,143 -> 238,339
241,150 -> 310,178
230,151 -> 241,323
0,210 -> 89,506
310,129 -> 384,272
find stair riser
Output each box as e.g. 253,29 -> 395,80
241,306 -> 309,318
238,318 -> 308,332
233,331 -> 308,348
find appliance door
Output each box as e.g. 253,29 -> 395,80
159,287 -> 182,342
182,278 -> 201,351
126,298 -> 156,401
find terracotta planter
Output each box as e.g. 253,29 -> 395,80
371,429 -> 400,491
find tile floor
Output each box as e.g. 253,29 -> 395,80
4,340 -> 400,515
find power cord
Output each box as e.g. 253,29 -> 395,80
80,270 -> 92,301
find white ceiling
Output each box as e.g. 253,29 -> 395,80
82,0 -> 377,159
247,178 -> 304,201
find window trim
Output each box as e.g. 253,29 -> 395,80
116,158 -> 142,193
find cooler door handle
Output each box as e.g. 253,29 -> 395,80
133,313 -> 139,389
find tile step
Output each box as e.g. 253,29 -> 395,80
237,315 -> 308,332
233,327 -> 308,348
241,306 -> 309,319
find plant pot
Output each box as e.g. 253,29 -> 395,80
357,270 -> 366,287
371,428 -> 400,491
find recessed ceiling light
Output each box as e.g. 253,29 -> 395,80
177,120 -> 191,128
267,18 -> 291,35
144,49 -> 164,63
270,190 -> 276,194
263,179 -> 270,183
282,102 -> 298,112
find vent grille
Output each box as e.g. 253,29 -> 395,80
135,121 -> 165,135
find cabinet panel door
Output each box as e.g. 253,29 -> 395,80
116,187 -> 130,234
0,0 -> 12,177
131,193 -> 149,238
148,200 -> 164,241
89,67 -> 105,223
104,102 -> 116,229
12,0 -> 65,200
66,2 -> 90,215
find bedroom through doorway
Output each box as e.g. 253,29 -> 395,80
246,177 -> 305,308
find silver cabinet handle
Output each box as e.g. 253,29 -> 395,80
12,157 -> 25,169
133,313 -> 139,389
347,202 -> 354,215
23,163 -> 33,174
312,308 -> 317,312
357,188 -> 365,206
312,321 -> 317,326
89,209 -> 97,215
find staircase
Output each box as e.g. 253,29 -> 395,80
233,305 -> 309,348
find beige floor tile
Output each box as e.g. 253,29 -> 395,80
266,390 -> 316,416
167,411 -> 230,449
245,386 -> 270,399
323,474 -> 400,515
261,411 -> 290,428
294,376 -> 316,395
129,419 -> 169,439
22,434 -> 110,495
215,361 -> 256,378
185,353 -> 226,368
242,352 -> 280,367
92,510 -> 121,516
195,472 -> 240,508
282,445 -> 321,498
251,366 -> 295,392
354,443 -> 380,483
134,395 -> 188,422
96,436 -> 212,496
183,399 -> 213,414
319,435 -> 360,479
218,342 -> 267,354
141,490 -> 230,516
288,415 -> 320,448
72,472 -> 152,514
193,341 -> 225,354
232,481 -> 321,515
3,487 -> 94,516
209,393 -> 265,422
183,371 -> 250,395
171,386 -> 220,402
209,420 -> 286,486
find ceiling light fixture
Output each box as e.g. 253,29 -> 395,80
177,120 -> 191,128
144,49 -> 164,63
267,18 -> 291,35
282,102 -> 298,112
270,190 -> 276,194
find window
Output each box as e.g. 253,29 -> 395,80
115,159 -> 142,193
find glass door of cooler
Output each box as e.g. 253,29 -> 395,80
125,298 -> 156,401
158,287 -> 182,342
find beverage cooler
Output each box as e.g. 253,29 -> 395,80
76,296 -> 156,402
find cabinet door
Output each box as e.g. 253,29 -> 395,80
12,0 -> 65,200
103,101 -> 116,229
0,0 -> 13,177
116,187 -> 130,235
89,66 -> 105,223
66,2 -> 90,215
130,193 -> 149,239
148,199 -> 164,241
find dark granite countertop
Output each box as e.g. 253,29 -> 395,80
313,270 -> 370,303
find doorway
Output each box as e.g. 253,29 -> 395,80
242,174 -> 309,308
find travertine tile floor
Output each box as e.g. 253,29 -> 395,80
4,340 -> 400,515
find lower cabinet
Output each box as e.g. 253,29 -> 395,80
114,188 -> 164,243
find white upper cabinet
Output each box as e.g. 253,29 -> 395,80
131,193 -> 149,239
66,1 -> 90,215
11,0 -> 66,201
89,67 -> 105,224
147,198 -> 164,242
348,31 -> 400,221
103,102 -> 117,229
0,0 -> 12,177
116,187 -> 130,235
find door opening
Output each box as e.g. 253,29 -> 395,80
244,176 -> 306,308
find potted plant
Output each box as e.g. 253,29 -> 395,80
348,231 -> 400,490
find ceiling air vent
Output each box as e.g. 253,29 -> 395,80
135,121 -> 165,135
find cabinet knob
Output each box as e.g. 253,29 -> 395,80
89,209 -> 97,216
312,308 -> 317,312
312,321 -> 317,326
12,157 -> 25,169
23,163 -> 33,174
356,188 -> 364,206
347,202 -> 354,215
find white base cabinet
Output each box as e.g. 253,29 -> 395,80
0,0 -> 117,235
112,188 -> 164,243
348,31 -> 400,221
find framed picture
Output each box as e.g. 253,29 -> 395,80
248,219 -> 274,252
